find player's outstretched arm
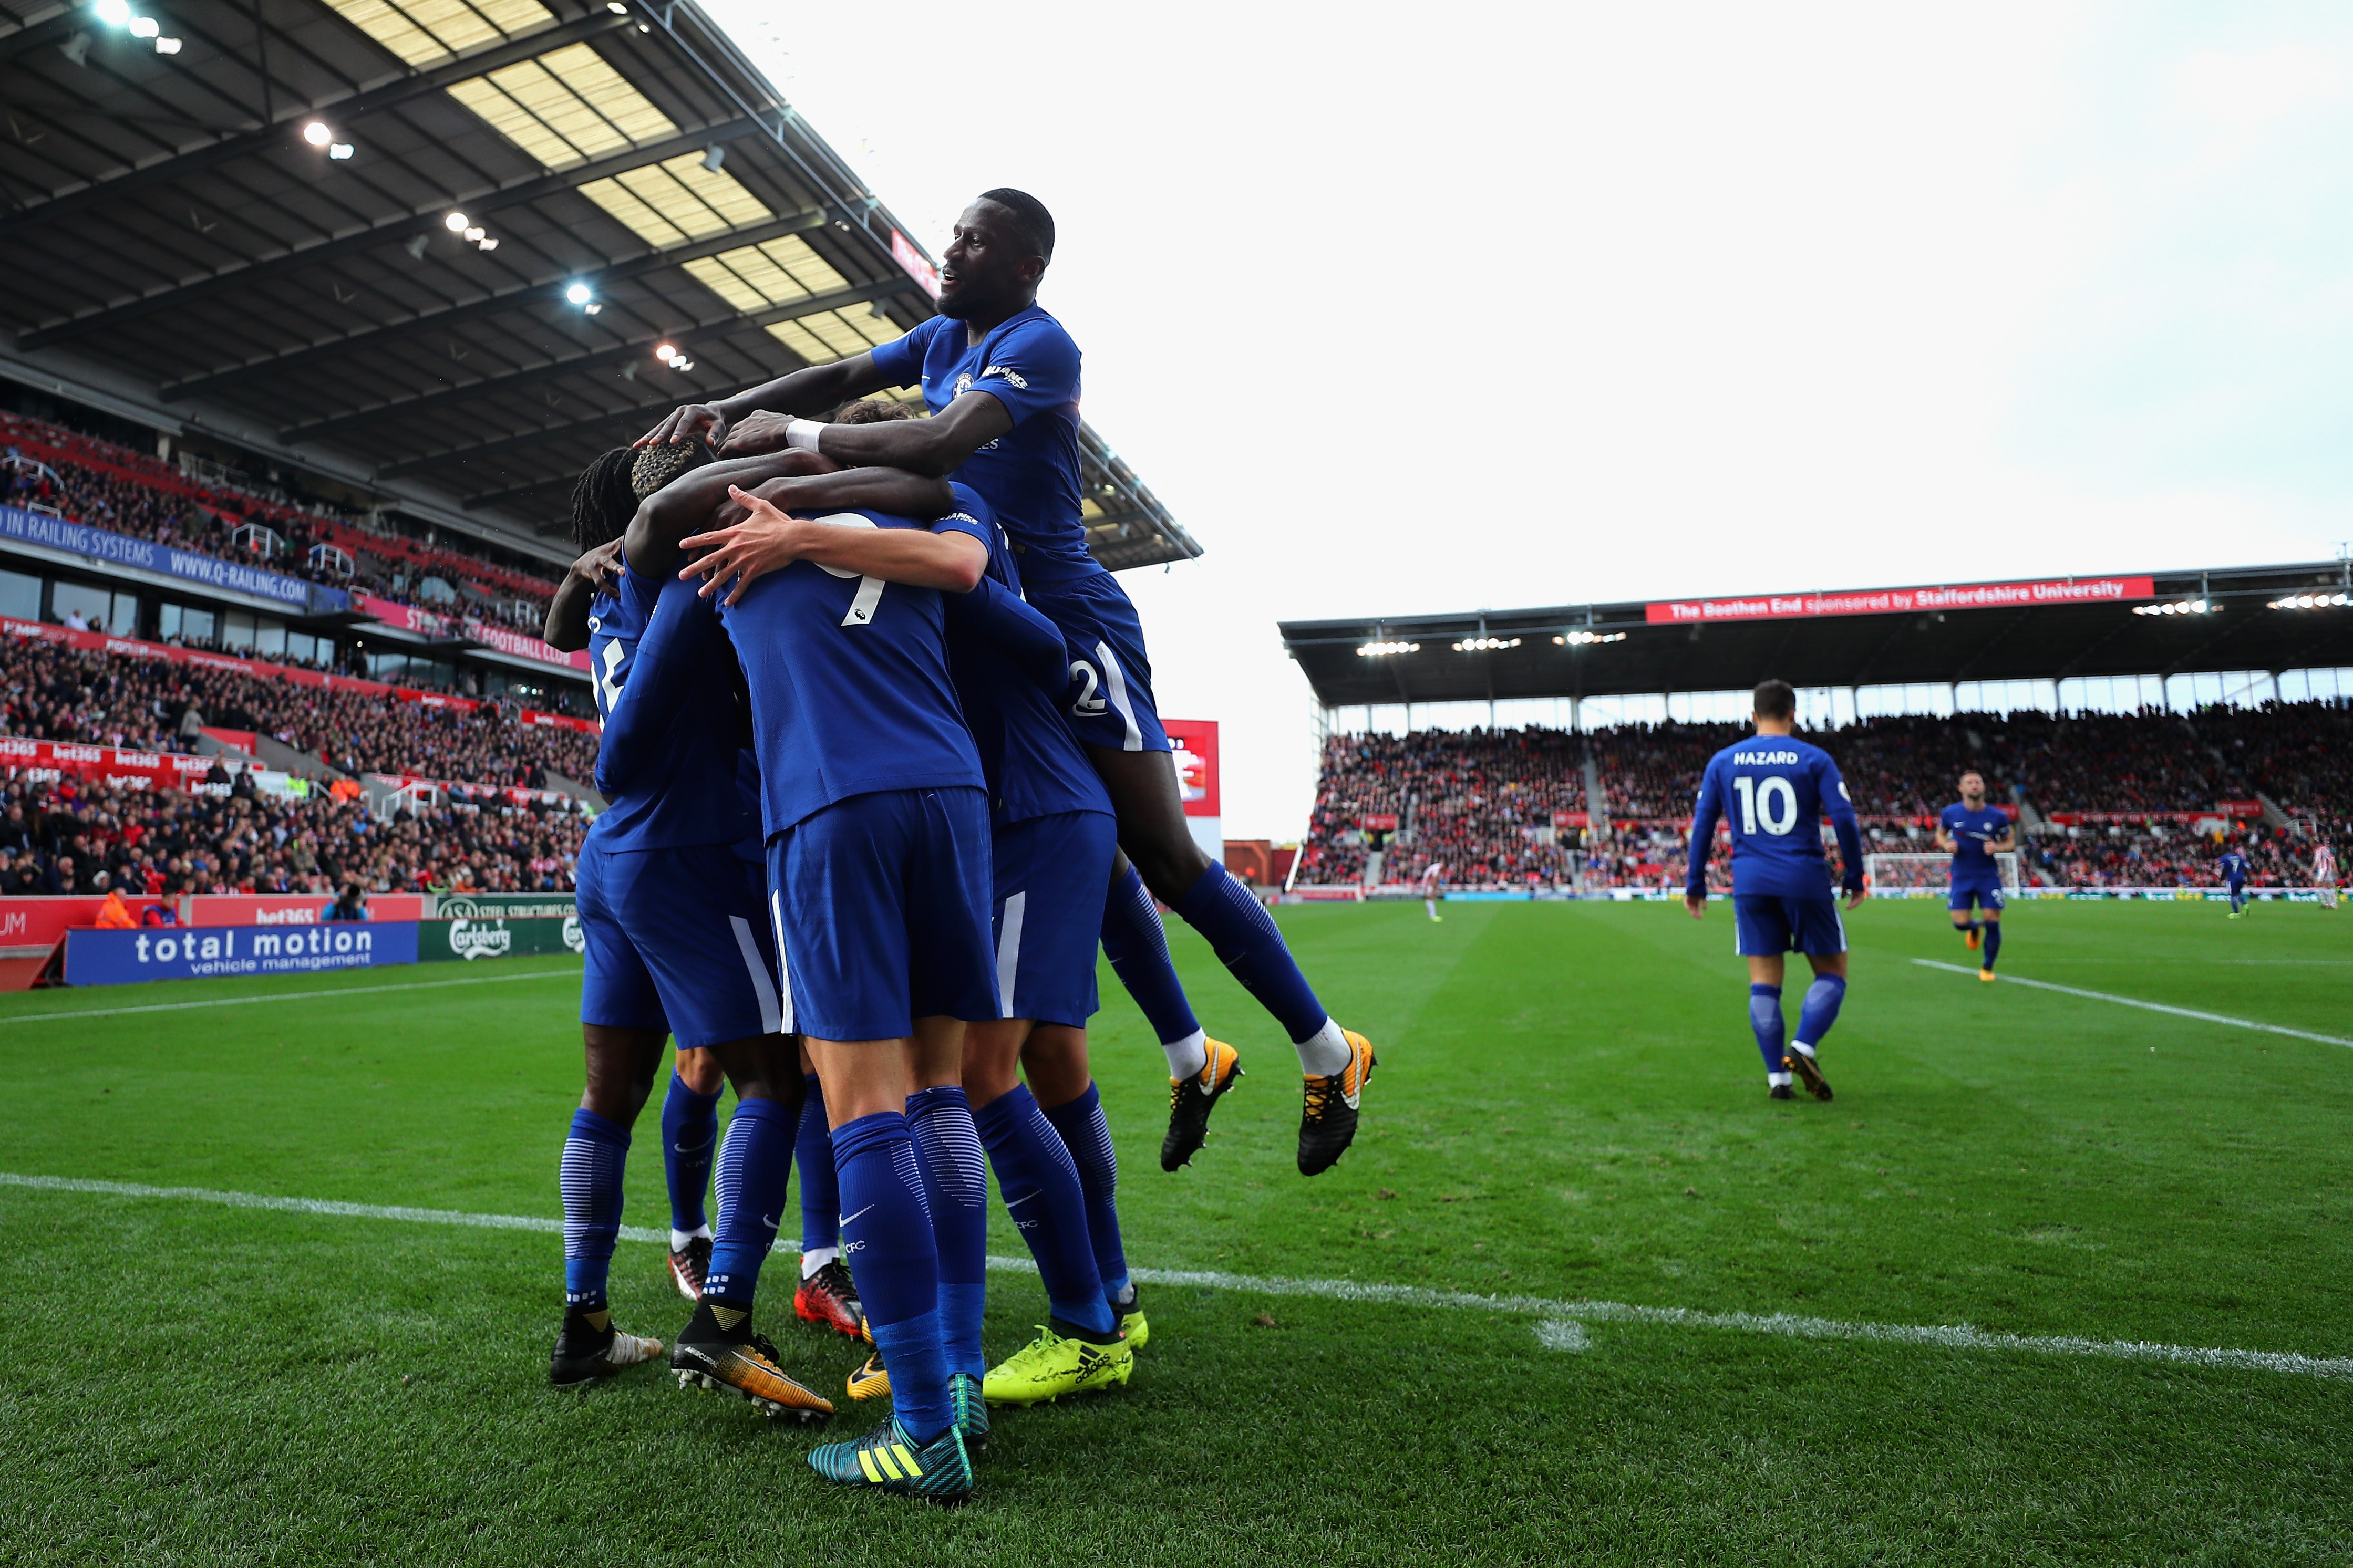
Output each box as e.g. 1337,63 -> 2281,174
622,451 -> 836,571
718,390 -> 1014,478
947,575 -> 1071,691
543,539 -> 623,652
1822,763 -> 1866,905
638,353 -> 895,450
683,487 -> 985,605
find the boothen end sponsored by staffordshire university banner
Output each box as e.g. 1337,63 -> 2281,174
1645,576 -> 2156,625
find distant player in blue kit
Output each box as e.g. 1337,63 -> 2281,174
2219,842 -> 2252,918
643,189 -> 1375,1178
532,450 -> 824,1422
1936,770 -> 2014,982
629,444 -> 1003,1504
1686,680 -> 1866,1102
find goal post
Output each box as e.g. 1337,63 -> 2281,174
1863,852 -> 2020,898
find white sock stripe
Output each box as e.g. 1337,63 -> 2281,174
994,890 -> 1026,1021
728,915 -> 783,1037
13,1170 -> 2349,1383
1912,960 -> 2353,1048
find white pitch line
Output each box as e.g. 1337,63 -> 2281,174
6,1171 -> 2349,1385
0,967 -> 577,1025
1912,959 -> 2353,1049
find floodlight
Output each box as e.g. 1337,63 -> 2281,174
606,2 -> 627,11
95,0 -> 131,24
328,142 -> 353,159
445,211 -> 470,232
463,226 -> 484,241
565,283 -> 593,305
476,237 -> 498,251
304,122 -> 333,146
128,14 -> 158,37
584,303 -> 603,314
672,358 -> 691,371
154,34 -> 179,51
655,344 -> 677,361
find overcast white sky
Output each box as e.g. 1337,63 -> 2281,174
702,0 -> 2353,838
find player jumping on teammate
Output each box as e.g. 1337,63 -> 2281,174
1936,769 -> 2014,982
641,190 -> 1374,1177
1686,680 -> 1865,1102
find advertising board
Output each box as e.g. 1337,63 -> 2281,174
418,915 -> 585,962
61,921 -> 419,985
1162,718 -> 1220,861
187,893 -> 426,926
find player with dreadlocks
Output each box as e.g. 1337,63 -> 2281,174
535,441 -> 831,1418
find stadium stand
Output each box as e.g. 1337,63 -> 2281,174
1301,704 -> 2353,892
3,410 -> 560,619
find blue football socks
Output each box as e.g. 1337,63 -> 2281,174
793,1072 -> 839,1272
1748,983 -> 1787,1078
559,1107 -> 630,1311
830,1110 -> 951,1445
1173,864 -> 1347,1072
1041,1083 -> 1131,1307
974,1083 -> 1113,1334
1100,865 -> 1208,1077
1982,923 -> 2002,970
905,1085 -> 989,1382
658,1069 -> 720,1240
701,1095 -> 794,1309
1794,975 -> 1848,1053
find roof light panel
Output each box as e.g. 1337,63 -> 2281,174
765,308 -> 904,365
325,0 -> 553,69
445,43 -> 675,169
682,235 -> 848,311
578,154 -> 771,247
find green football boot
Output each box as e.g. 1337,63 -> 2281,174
808,1413 -> 972,1505
982,1321 -> 1133,1406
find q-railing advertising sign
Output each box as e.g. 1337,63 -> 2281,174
0,504 -> 347,614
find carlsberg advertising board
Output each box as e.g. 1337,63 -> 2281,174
418,916 -> 586,962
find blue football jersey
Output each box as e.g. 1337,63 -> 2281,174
1941,802 -> 2011,879
585,563 -> 760,854
1688,734 -> 1864,898
939,484 -> 1111,826
866,306 -> 1093,586
2220,850 -> 2249,882
718,505 -> 991,837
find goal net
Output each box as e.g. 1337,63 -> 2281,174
1864,852 -> 2020,898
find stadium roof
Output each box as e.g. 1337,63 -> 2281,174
1281,560 -> 2353,709
0,0 -> 1194,572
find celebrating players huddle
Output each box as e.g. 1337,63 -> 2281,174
534,191 -> 1376,1506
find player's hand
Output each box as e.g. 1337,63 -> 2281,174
1685,891 -> 1707,919
567,537 -> 624,594
677,486 -> 809,606
717,410 -> 794,457
639,402 -> 729,450
1844,886 -> 1867,910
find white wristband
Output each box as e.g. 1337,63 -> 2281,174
783,418 -> 824,454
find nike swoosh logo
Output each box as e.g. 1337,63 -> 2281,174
1004,1192 -> 1040,1208
840,1203 -> 876,1228
674,1139 -> 713,1154
760,1213 -> 778,1229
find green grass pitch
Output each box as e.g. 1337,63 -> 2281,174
3,900 -> 2350,1564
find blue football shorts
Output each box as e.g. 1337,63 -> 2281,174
575,837 -> 783,1046
1733,891 -> 1848,957
1947,877 -> 2006,913
1027,571 -> 1171,755
991,809 -> 1117,1029
768,786 -> 998,1042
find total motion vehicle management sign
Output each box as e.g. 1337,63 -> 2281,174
62,922 -> 420,985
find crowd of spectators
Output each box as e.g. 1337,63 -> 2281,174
0,768 -> 586,898
2,411 -> 560,620
0,637 -> 599,788
1301,704 -> 2351,890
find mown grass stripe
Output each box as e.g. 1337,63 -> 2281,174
8,1170 -> 2347,1384
1912,959 -> 2353,1048
0,968 -> 577,1025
